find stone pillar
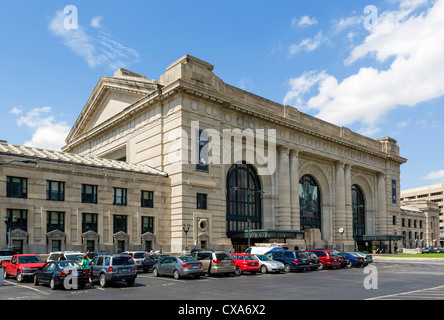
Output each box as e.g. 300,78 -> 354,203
335,161 -> 346,240
344,164 -> 352,240
277,146 -> 291,230
289,150 -> 300,231
377,173 -> 387,234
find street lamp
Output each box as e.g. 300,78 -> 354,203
0,159 -> 37,166
345,203 -> 364,252
3,215 -> 17,249
182,224 -> 190,252
231,186 -> 264,251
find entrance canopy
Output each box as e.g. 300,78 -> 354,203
228,229 -> 305,240
358,234 -> 405,241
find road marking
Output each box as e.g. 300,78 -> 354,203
5,280 -> 50,295
367,285 -> 444,300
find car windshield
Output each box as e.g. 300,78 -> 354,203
112,256 -> 135,266
133,252 -> 146,259
19,256 -> 43,264
66,254 -> 83,262
243,255 -> 258,260
56,261 -> 81,270
180,257 -> 198,262
215,253 -> 232,260
256,255 -> 272,261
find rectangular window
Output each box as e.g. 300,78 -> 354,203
82,213 -> 98,233
142,216 -> 154,234
113,187 -> 127,206
6,177 -> 27,199
6,209 -> 28,232
392,216 -> 396,225
196,129 -> 209,172
46,181 -> 65,201
141,190 -> 154,208
47,211 -> 65,232
113,215 -> 127,233
82,184 -> 98,204
197,193 -> 207,210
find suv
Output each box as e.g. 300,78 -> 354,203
121,251 -> 147,272
189,250 -> 235,276
46,251 -> 84,263
306,250 -> 340,269
90,254 -> 137,287
231,253 -> 260,275
265,250 -> 311,272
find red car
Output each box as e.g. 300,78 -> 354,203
2,254 -> 45,282
231,253 -> 260,275
306,250 -> 340,269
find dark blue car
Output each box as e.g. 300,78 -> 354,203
265,250 -> 311,272
341,252 -> 365,267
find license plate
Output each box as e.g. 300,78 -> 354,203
120,268 -> 129,273
251,263 -> 256,265
193,265 -> 199,269
224,263 -> 230,266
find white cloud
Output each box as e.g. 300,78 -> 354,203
288,32 -> 327,56
49,10 -> 139,70
333,15 -> 364,33
423,170 -> 444,181
284,0 -> 444,136
291,16 -> 318,29
15,107 -> 70,151
10,106 -> 22,115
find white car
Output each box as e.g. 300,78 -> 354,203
46,251 -> 84,263
255,254 -> 285,273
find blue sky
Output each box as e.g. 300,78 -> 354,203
1,0 -> 444,191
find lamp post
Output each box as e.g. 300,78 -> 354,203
182,224 -> 190,252
3,215 -> 17,249
231,186 -> 264,251
345,203 -> 364,252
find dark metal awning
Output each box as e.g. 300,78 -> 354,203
358,234 -> 405,241
227,229 -> 305,240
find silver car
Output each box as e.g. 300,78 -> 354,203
90,254 -> 137,287
152,256 -> 203,279
255,254 -> 285,273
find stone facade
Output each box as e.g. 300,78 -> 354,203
59,54 -> 407,253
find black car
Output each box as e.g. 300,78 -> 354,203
337,253 -> 352,268
265,250 -> 311,272
142,254 -> 169,272
306,251 -> 321,270
33,260 -> 89,290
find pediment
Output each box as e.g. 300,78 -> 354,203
46,229 -> 66,238
113,231 -> 129,240
11,228 -> 29,238
141,232 -> 156,240
82,230 -> 99,240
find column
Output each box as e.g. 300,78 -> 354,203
344,164 -> 352,240
377,173 -> 387,234
335,161 -> 346,238
277,146 -> 291,230
289,150 -> 300,231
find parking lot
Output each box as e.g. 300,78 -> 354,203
2,259 -> 444,302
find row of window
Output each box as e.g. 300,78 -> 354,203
5,209 -> 155,235
6,176 -> 154,208
393,216 -> 425,228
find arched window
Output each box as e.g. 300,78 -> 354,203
299,175 -> 321,230
352,185 -> 365,236
226,163 -> 262,235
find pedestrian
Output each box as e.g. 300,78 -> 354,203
81,254 -> 90,270
58,253 -> 66,261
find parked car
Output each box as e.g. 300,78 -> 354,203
342,253 -> 365,267
86,251 -> 112,260
121,251 -> 147,272
89,254 -> 137,287
0,249 -> 16,263
336,253 -> 352,268
2,254 -> 45,282
244,244 -> 288,255
46,251 -> 84,263
435,248 -> 444,253
152,256 -> 203,279
189,250 -> 235,276
254,254 -> 285,273
306,250 -> 340,269
305,251 -> 322,270
351,252 -> 373,265
265,250 -> 311,272
33,260 -> 89,290
142,254 -> 169,272
231,253 -> 261,275
422,247 -> 435,254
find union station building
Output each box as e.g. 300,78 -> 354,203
0,55 -> 410,254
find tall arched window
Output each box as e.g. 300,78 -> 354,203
226,163 -> 262,235
299,175 -> 321,230
352,185 -> 365,236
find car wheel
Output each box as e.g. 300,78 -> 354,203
16,271 -> 24,283
260,265 -> 268,274
99,274 -> 107,287
126,279 -> 135,286
33,275 -> 39,286
318,262 -> 324,270
235,266 -> 242,276
3,268 -> 9,279
173,269 -> 180,280
152,267 -> 159,277
50,277 -> 57,290
284,264 -> 291,273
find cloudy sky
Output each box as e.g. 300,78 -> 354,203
1,0 -> 443,190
